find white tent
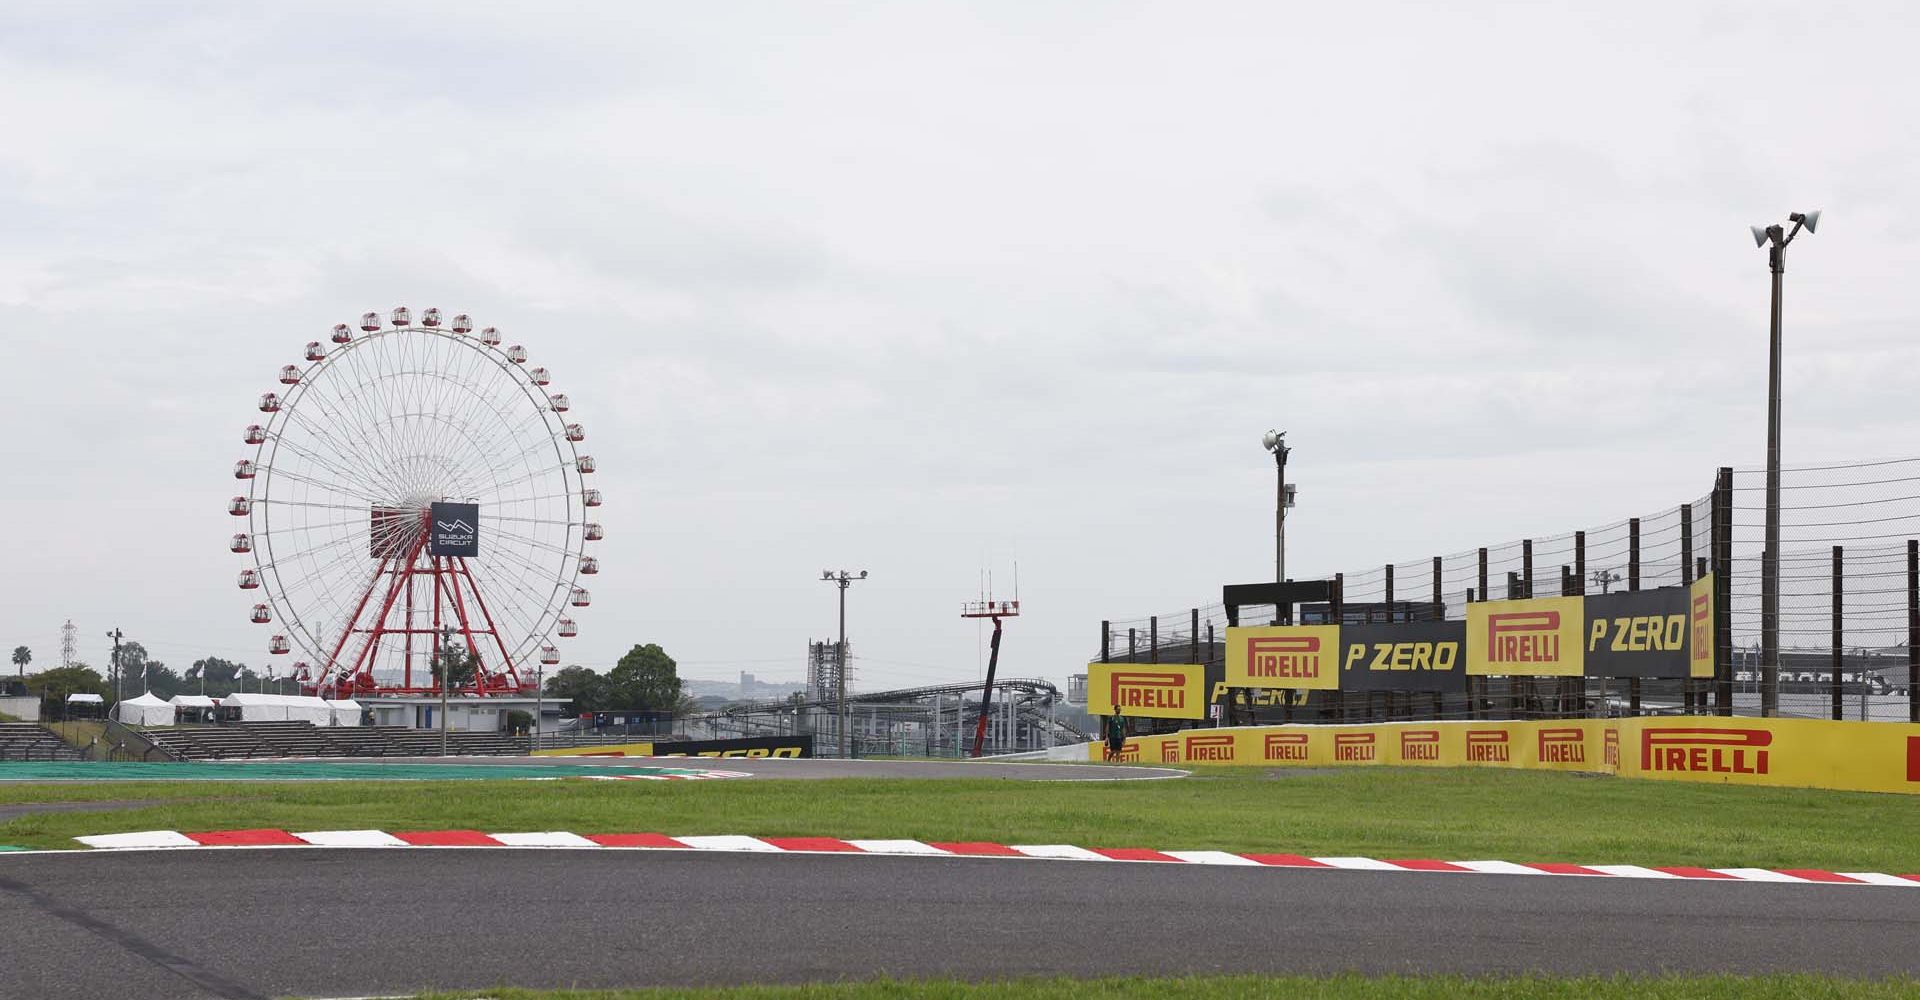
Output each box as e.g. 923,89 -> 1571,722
169,694 -> 216,710
115,691 -> 174,727
221,692 -> 333,725
324,699 -> 363,727
65,693 -> 104,704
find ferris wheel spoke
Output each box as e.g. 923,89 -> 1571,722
272,396 -> 408,500
262,466 -> 385,505
268,428 -> 407,502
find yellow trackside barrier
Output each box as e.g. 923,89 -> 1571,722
535,741 -> 655,757
1098,716 -> 1920,796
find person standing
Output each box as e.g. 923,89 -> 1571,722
1103,709 -> 1127,762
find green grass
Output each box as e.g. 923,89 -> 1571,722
405,975 -> 1920,1000
3,765 -> 1918,869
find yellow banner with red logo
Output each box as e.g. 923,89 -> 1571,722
1087,662 -> 1206,719
1095,716 -> 1920,796
1688,573 -> 1715,679
1224,625 -> 1342,689
1466,596 -> 1585,676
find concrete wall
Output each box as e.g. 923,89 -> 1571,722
0,695 -> 40,721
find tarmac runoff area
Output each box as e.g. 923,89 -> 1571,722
0,757 -> 1187,782
1,849 -> 1916,1000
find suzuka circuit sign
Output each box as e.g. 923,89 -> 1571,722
428,501 -> 479,557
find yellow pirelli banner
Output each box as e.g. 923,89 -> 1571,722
1087,662 -> 1206,720
1224,625 -> 1341,689
1689,573 -> 1715,679
535,741 -> 655,757
1097,716 -> 1920,796
1467,596 -> 1585,676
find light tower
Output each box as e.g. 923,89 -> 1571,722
820,569 -> 867,758
962,571 -> 1021,758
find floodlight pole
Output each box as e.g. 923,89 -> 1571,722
1754,210 -> 1817,718
822,570 -> 867,758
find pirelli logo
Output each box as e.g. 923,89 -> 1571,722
1604,728 -> 1620,768
1536,727 -> 1586,764
1908,737 -> 1920,783
1184,734 -> 1236,762
1246,635 -> 1325,681
1110,671 -> 1189,713
1333,732 -> 1377,762
1400,729 -> 1440,762
1264,732 -> 1309,761
1161,740 -> 1181,764
1112,740 -> 1140,764
1640,728 -> 1771,775
1226,627 -> 1339,689
1465,729 -> 1511,763
1486,612 -> 1560,665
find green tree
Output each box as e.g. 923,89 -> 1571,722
186,657 -> 248,697
10,646 -> 29,677
606,644 -> 683,713
25,663 -> 108,714
429,645 -> 480,691
543,665 -> 609,713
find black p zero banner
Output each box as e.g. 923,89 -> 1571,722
428,501 -> 480,557
650,735 -> 813,758
1582,587 -> 1691,678
1339,621 -> 1469,693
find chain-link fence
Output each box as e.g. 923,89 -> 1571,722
1096,457 -> 1920,724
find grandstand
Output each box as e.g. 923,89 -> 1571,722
0,722 -> 86,761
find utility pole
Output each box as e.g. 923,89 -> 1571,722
105,628 -> 123,707
820,569 -> 867,759
1262,430 -> 1293,584
438,624 -> 454,757
1751,209 -> 1820,718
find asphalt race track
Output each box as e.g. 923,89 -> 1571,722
0,756 -> 1186,783
3,849 -> 1916,999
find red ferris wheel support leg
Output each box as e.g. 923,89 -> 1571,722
441,556 -> 489,696
341,532 -> 430,693
455,558 -> 523,692
316,553 -> 392,695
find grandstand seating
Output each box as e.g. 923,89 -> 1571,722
137,722 -> 529,761
0,722 -> 88,761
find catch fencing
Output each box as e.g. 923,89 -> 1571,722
1096,457 -> 1920,724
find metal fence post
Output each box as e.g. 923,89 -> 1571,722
1478,548 -> 1489,609
1728,464 -> 1743,714
1909,540 -> 1919,723
1384,563 -> 1395,613
1100,620 -> 1110,663
1832,545 -> 1844,722
1680,505 -> 1695,712
1432,556 -> 1443,621
1149,616 -> 1159,664
1628,517 -> 1642,716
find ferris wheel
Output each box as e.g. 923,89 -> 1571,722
228,306 -> 601,698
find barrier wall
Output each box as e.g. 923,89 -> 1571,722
536,735 -> 814,758
1096,716 -> 1920,796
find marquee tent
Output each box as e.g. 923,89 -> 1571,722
324,699 -> 363,727
221,692 -> 332,725
115,691 -> 174,727
169,693 -> 217,722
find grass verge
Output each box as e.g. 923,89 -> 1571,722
2,765 -> 1918,869
407,974 -> 1920,999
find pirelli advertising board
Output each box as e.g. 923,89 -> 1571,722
1689,573 -> 1715,679
1582,587 -> 1695,678
1096,717 -> 1920,797
1339,621 -> 1468,693
1224,626 -> 1341,690
1087,662 -> 1206,720
1467,596 -> 1585,676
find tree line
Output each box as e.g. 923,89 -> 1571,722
9,639 -> 693,716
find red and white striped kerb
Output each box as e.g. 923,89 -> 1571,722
48,830 -> 1920,887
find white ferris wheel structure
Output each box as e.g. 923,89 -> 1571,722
228,306 -> 601,698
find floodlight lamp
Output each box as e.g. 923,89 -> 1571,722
859,570 -> 868,579
1751,225 -> 1770,248
1262,429 -> 1286,452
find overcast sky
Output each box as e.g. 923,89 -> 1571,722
3,2 -> 1917,694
